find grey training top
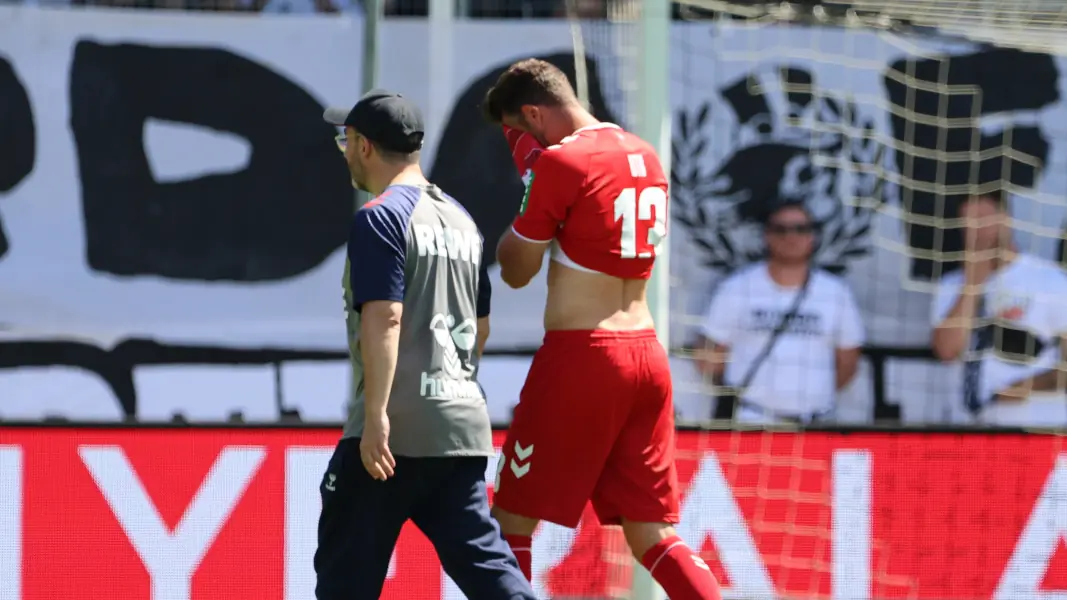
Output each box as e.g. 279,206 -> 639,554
341,183 -> 493,457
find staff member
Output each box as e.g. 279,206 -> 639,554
314,89 -> 536,600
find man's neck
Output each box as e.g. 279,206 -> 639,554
367,164 -> 428,197
766,260 -> 809,288
560,104 -> 601,136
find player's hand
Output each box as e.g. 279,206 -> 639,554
503,125 -> 544,178
962,249 -> 993,293
360,412 -> 396,481
962,224 -> 995,291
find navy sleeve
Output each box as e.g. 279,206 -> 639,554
348,204 -> 407,310
477,262 -> 492,318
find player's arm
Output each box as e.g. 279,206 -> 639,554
834,283 -> 865,390
349,205 -> 408,418
497,148 -> 581,289
476,260 -> 491,358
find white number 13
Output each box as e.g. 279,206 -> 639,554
614,186 -> 667,259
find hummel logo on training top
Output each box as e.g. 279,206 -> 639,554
509,442 -> 534,479
421,312 -> 482,399
324,473 -> 337,492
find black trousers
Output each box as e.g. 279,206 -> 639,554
314,438 -> 536,600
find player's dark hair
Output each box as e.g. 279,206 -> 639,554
482,59 -> 577,124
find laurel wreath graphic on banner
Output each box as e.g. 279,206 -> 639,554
671,94 -> 887,275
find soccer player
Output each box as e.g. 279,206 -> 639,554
314,89 -> 537,600
483,60 -> 724,600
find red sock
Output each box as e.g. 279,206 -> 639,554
503,534 -> 532,581
640,536 -> 723,600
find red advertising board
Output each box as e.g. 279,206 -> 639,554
0,427 -> 1064,600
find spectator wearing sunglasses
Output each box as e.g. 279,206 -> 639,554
695,201 -> 865,424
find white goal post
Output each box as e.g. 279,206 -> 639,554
632,2 -> 672,599
639,0 -> 674,358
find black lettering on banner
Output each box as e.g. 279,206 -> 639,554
721,67 -> 814,133
0,341 -> 137,416
883,48 -> 1057,280
0,54 -> 36,259
69,42 -> 351,282
429,53 -> 620,264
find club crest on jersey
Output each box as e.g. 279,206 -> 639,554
519,170 -> 535,216
672,65 -> 886,275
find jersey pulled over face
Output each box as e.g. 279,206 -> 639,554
510,123 -> 669,279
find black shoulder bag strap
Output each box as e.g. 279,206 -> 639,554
730,268 -> 813,401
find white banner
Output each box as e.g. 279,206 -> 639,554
1,8 -> 1065,422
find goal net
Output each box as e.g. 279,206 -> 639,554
561,1 -> 1067,598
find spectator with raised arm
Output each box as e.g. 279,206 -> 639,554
931,190 -> 1067,427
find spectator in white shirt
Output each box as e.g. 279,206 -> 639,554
931,191 -> 1067,427
696,202 -> 865,424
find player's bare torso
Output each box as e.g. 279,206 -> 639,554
543,257 -> 651,331
536,124 -> 669,332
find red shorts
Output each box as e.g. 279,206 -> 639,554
493,329 -> 680,529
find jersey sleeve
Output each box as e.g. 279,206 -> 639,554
348,204 -> 407,309
700,277 -> 741,345
930,276 -> 962,326
1048,269 -> 1067,335
477,261 -> 491,318
835,282 -> 866,349
511,148 -> 583,243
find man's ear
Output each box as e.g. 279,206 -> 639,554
519,105 -> 540,128
360,137 -> 374,159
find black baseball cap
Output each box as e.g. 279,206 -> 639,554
324,89 -> 425,154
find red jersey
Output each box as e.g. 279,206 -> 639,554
510,123 -> 669,280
